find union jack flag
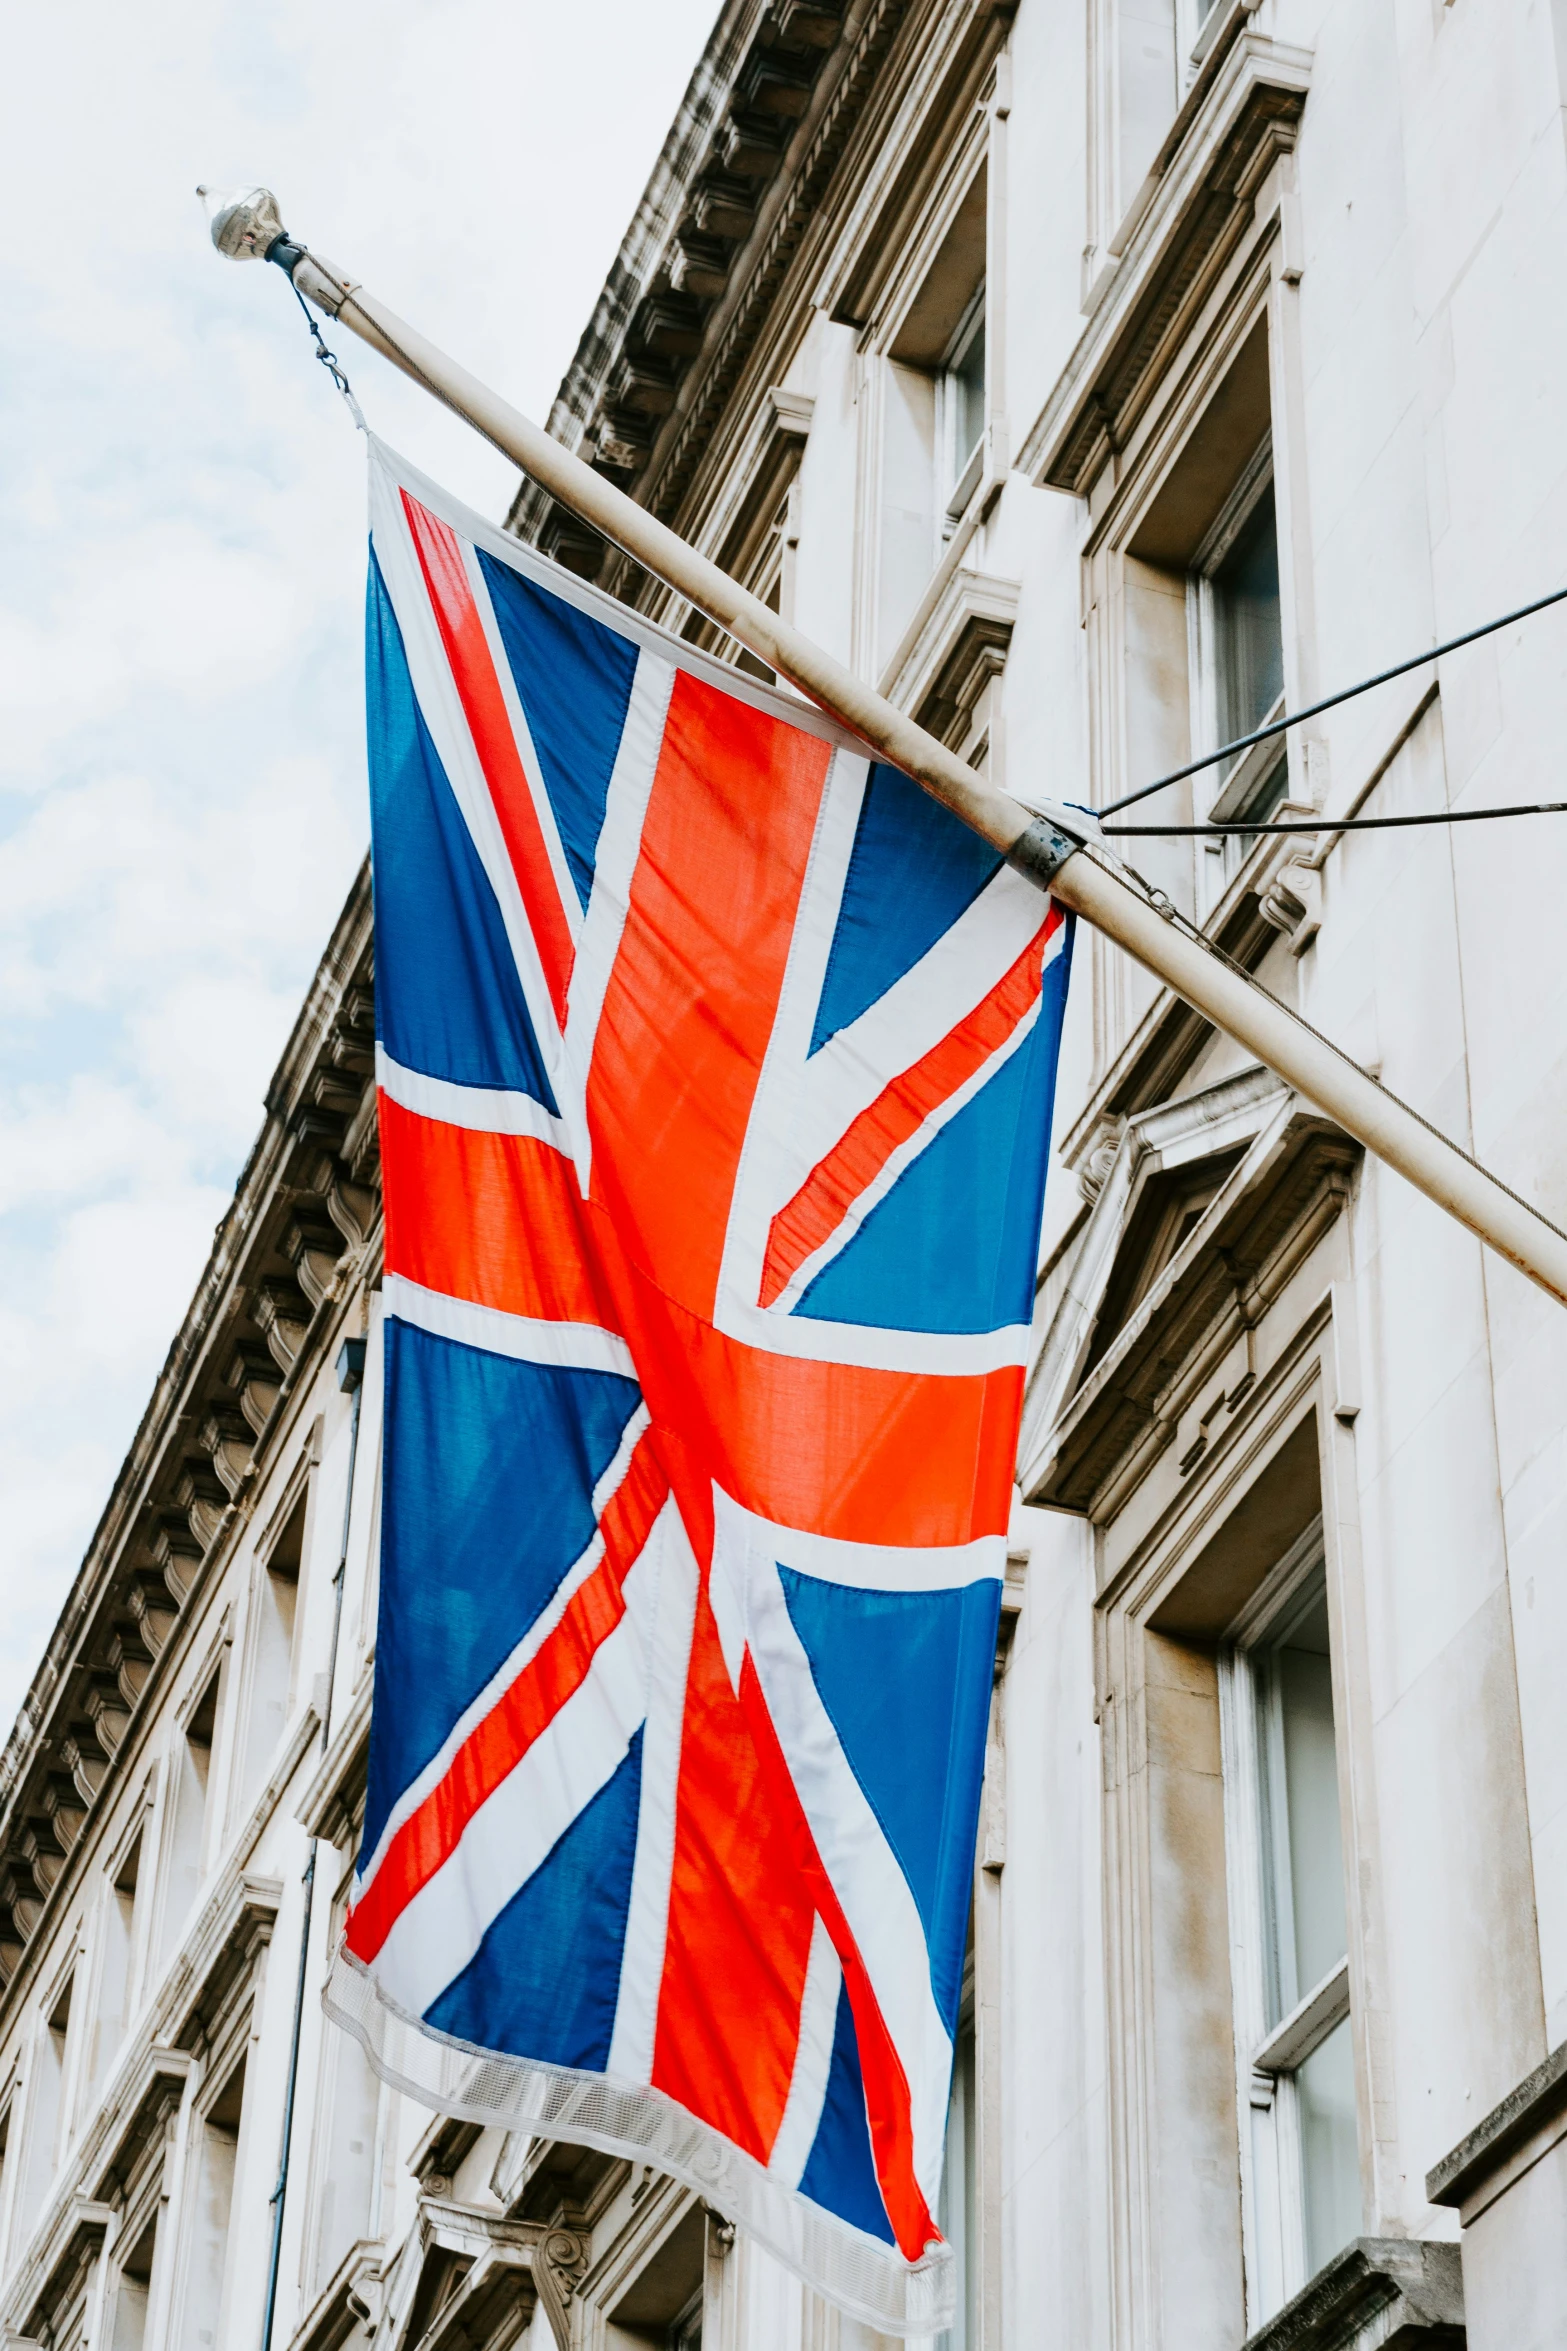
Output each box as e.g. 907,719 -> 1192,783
328,443 -> 1072,2333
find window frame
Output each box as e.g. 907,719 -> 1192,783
1175,0 -> 1236,88
938,283 -> 988,534
935,1957 -> 978,2351
1185,436 -> 1288,903
1219,1518 -> 1358,2320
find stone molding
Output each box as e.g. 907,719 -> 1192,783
1427,2038 -> 1567,2221
509,0 -> 1017,589
5,2194 -> 112,2346
1029,1061 -> 1284,1446
0,861 -> 377,2020
1019,27 -> 1311,496
682,383 -> 815,652
1241,2237 -> 1463,2350
158,1867 -> 281,2054
532,2223 -> 591,2348
1058,891 -> 1281,1171
285,2237 -> 384,2351
82,2042 -> 191,2202
881,568 -> 1019,752
407,2198 -> 542,2351
1022,1080 -> 1357,1515
295,1674 -> 372,1851
508,0 -> 909,561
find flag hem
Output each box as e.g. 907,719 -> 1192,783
367,435 -> 877,762
324,1945 -> 955,2335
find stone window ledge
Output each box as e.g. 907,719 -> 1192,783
1427,2038 -> 1567,2222
1244,2238 -> 1463,2351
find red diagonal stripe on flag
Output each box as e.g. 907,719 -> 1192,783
758,907 -> 1063,1310
737,1650 -> 936,2261
379,1094 -> 621,1334
400,489 -> 576,1028
586,666 -> 831,1322
347,1431 -> 669,1962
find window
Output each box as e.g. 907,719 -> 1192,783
1111,322 -> 1278,931
1223,1534 -> 1359,2318
1209,480 -> 1283,753
730,486 -> 795,685
16,1974 -> 73,2239
109,2214 -> 158,2351
1189,449 -> 1288,895
304,1878 -> 383,2295
604,2204 -> 707,2348
90,1830 -> 143,2097
45,1977 -> 73,2161
158,1669 -> 221,1970
241,1488 -> 306,1801
182,2057 -> 246,2350
940,289 -> 987,526
873,163 -> 989,666
935,2002 -> 977,2351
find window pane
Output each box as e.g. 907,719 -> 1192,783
1297,2016 -> 1359,2272
1278,1593 -> 1347,1999
953,305 -> 986,475
1214,483 -> 1283,745
935,2013 -> 976,2351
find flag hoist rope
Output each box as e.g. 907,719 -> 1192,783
205,191 -> 1567,1311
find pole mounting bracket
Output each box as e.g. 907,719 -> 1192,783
1005,798 -> 1101,892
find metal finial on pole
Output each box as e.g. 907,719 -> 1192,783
204,190 -> 1567,1312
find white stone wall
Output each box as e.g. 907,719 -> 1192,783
4,0 -> 1567,2346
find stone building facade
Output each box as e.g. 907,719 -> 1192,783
4,0 -> 1567,2345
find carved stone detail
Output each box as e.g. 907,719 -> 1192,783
254,1277 -> 312,1372
83,1681 -> 131,1761
127,1573 -> 178,1656
171,1458 -> 226,1553
58,1736 -> 105,1808
1078,1116 -> 1128,1205
535,2225 -> 591,2349
147,1518 -> 198,1602
198,1404 -> 254,1500
225,1341 -> 282,1437
105,1627 -> 155,1711
284,1211 -> 345,1311
1257,854 -> 1322,952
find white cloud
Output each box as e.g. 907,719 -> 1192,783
0,0 -> 718,1730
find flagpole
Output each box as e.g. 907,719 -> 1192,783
204,192 -> 1567,1311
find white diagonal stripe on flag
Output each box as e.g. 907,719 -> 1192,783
384,1271 -> 636,1380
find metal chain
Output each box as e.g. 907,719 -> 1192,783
292,280 -> 367,430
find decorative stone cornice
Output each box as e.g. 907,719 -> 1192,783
408,2199 -> 543,2351
295,1676 -> 372,1850
0,860 -> 379,2017
1023,1088 -> 1358,1516
4,2195 -> 113,2346
81,2044 -> 191,2203
1019,26 -> 1311,497
883,568 -> 1018,750
508,0 -> 1017,586
1241,2237 -> 1463,2350
157,1867 -> 281,2053
1428,2037 -> 1567,2218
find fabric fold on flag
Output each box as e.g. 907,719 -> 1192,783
325,437 -> 1073,2337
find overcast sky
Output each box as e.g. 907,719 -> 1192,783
0,0 -> 718,1731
